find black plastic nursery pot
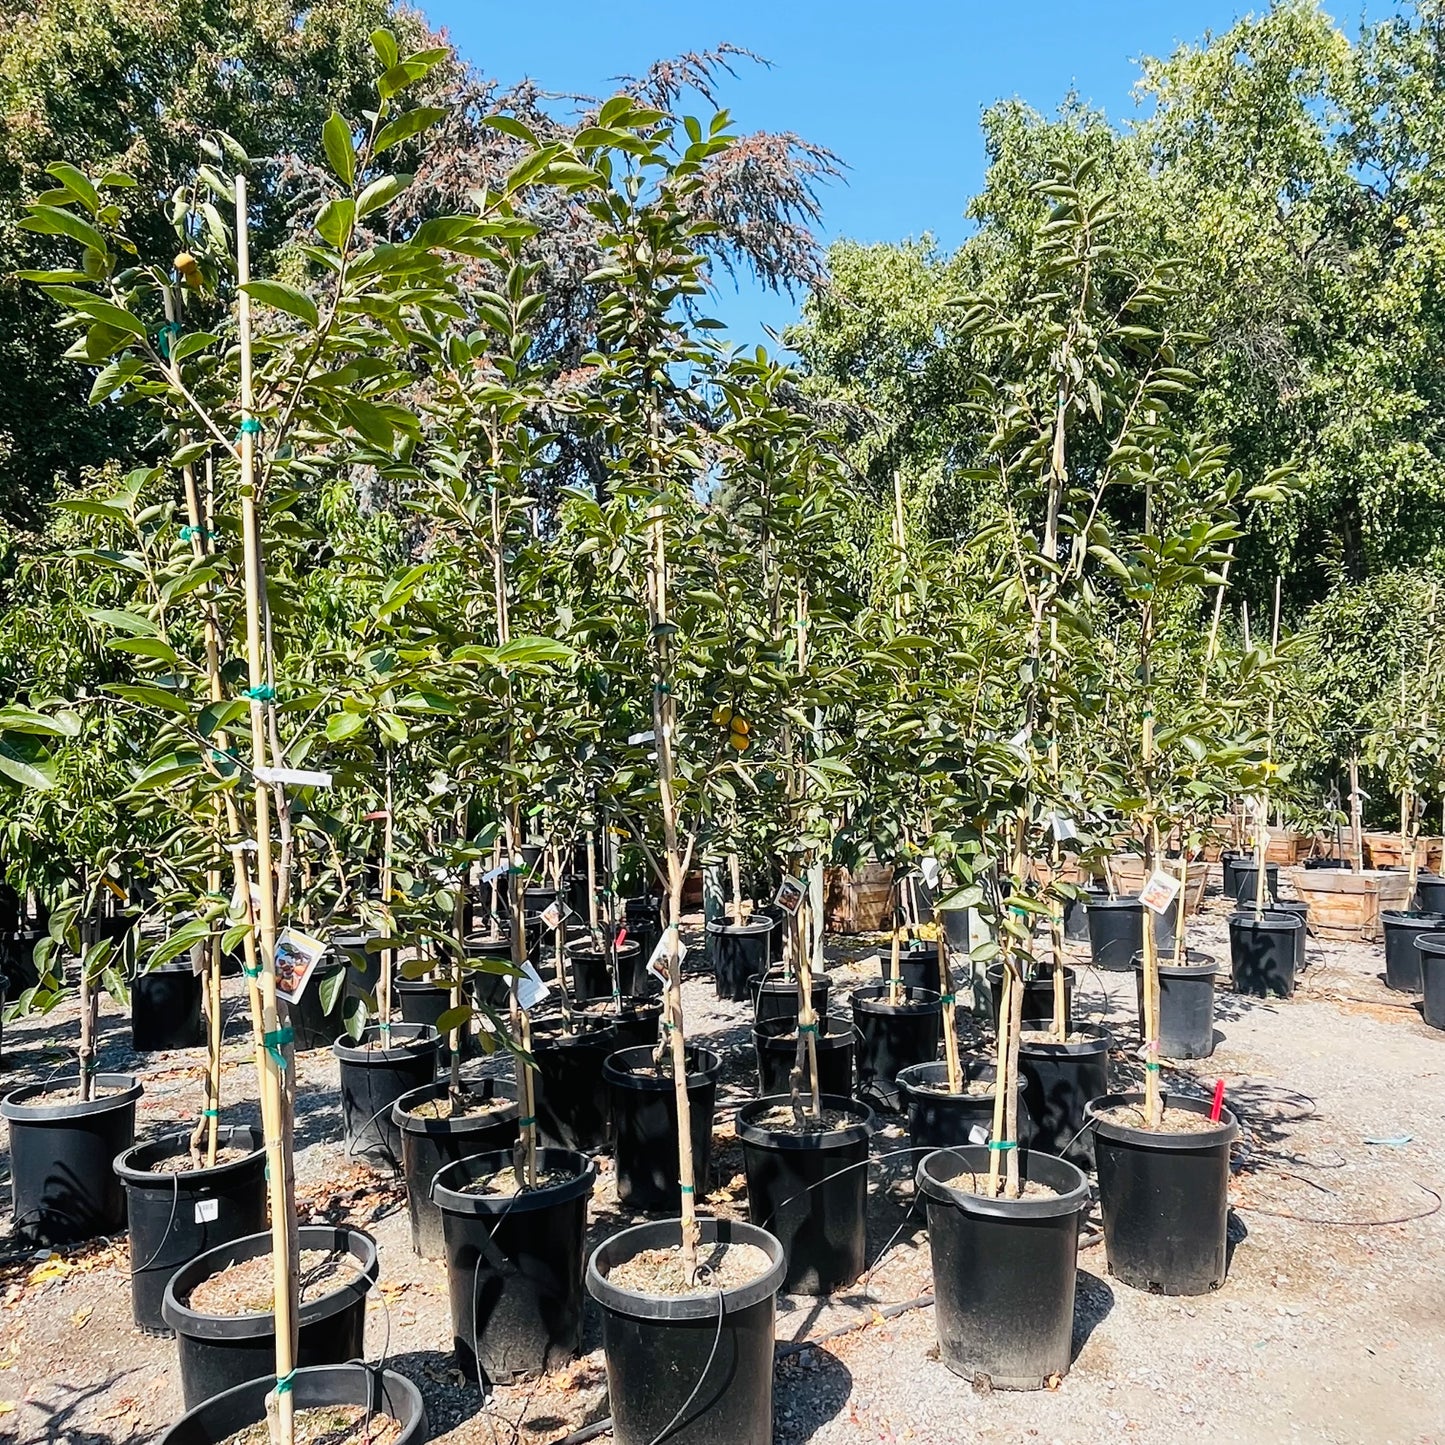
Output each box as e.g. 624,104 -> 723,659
1017,1023 -> 1112,1171
394,1077 -> 519,1260
897,1059 -> 1030,1153
2,1072 -> 142,1245
622,896 -> 663,985
1085,895 -> 1144,971
332,929 -> 380,1001
735,1095 -> 874,1295
877,944 -> 941,995
1062,891 -> 1092,943
113,1126 -> 266,1335
917,1145 -> 1089,1389
851,983 -> 943,1111
753,968 -> 831,1031
753,1018 -> 853,1098
1304,855 -> 1348,870
432,1147 -> 597,1384
1087,1091 -> 1239,1295
0,928 -> 40,993
1265,902 -> 1310,972
1415,873 -> 1445,914
0,971 -> 6,1060
605,997 -> 663,1050
532,1016 -> 618,1152
396,975 -> 471,1059
465,933 -> 519,1016
985,964 -> 1075,1032
604,1044 -> 721,1212
566,941 -> 640,1004
159,1363 -> 427,1445
161,1224 -> 379,1410
709,916 -> 776,1001
1232,861 -> 1280,906
1415,933 -> 1445,1029
130,962 -> 206,1052
1228,911 -> 1302,998
287,962 -> 345,1051
333,1023 -> 441,1170
587,1217 -> 786,1445
938,904 -> 972,952
1220,851 -> 1244,897
1131,950 -> 1219,1060
1381,912 -> 1442,992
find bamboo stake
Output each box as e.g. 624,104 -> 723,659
728,851 -> 744,928
378,751 -> 394,1045
236,176 -> 297,1445
1350,755 -> 1365,873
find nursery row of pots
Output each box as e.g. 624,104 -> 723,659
1379,912 -> 1445,1028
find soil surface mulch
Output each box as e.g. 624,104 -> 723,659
144,1145 -> 254,1174
911,1078 -> 996,1097
1020,1030 -> 1095,1045
220,1405 -> 401,1445
459,1166 -> 577,1199
750,1106 -> 858,1133
187,1250 -> 360,1315
404,1092 -> 510,1123
608,1241 -> 774,1298
1093,1102 -> 1224,1134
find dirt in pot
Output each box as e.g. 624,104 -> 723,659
143,1145 -> 254,1175
404,1092 -> 510,1123
1020,1030 -> 1094,1046
1094,1102 -> 1224,1134
458,1165 -> 579,1199
27,1081 -> 130,1108
187,1250 -> 361,1315
750,1105 -> 856,1133
934,1161 -> 1060,1201
219,1405 -> 402,1445
607,1240 -> 773,1298
911,1079 -> 996,1098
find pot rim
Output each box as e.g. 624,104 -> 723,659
1413,930 -> 1445,957
1227,911 -> 1302,934
603,1043 -> 721,1090
984,962 -> 1078,984
160,1224 -> 378,1339
114,1125 -> 264,1187
1383,910 -> 1445,927
1,1071 -> 141,1123
393,975 -> 461,994
1129,949 -> 1220,976
430,1145 -> 597,1217
1016,1021 -> 1113,1056
735,1094 -> 874,1150
1084,895 -> 1145,912
531,1017 -> 618,1048
915,1144 -> 1089,1218
157,1364 -> 426,1445
895,1058 -> 1024,1101
566,940 -> 641,962
1085,1089 -> 1239,1149
331,1021 -> 440,1064
392,1078 -> 518,1137
753,1019 -> 850,1048
850,983 -> 942,1016
705,916 -> 775,937
586,1216 -> 786,1321
753,967 -> 831,992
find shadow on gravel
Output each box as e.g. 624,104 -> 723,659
22,1370 -> 149,1445
775,1343 -> 852,1444
1073,1268 -> 1114,1360
385,1346 -> 492,1438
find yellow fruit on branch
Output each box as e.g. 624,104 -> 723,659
711,705 -> 733,727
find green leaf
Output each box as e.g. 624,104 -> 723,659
357,174 -> 411,218
0,739 -> 56,791
69,297 -> 148,340
343,397 -> 394,449
326,711 -> 366,742
242,281 -> 319,328
370,28 -> 399,69
106,637 -> 179,665
322,112 -> 356,188
21,204 -> 109,256
172,331 -> 219,361
0,706 -> 79,738
374,108 -> 447,154
434,1004 -> 472,1035
130,751 -> 204,790
316,198 -> 356,250
88,357 -> 145,402
45,162 -> 99,214
84,607 -> 157,636
486,114 -> 542,146
105,683 -> 190,717
199,699 -> 248,737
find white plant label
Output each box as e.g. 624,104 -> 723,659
193,1198 -> 219,1224
539,901 -> 563,931
645,932 -> 686,986
920,855 -> 942,889
480,861 -> 508,885
273,928 -> 329,1003
628,729 -> 656,746
517,959 -> 551,1012
774,875 -> 806,915
1139,869 -> 1182,916
968,1123 -> 989,1146
1049,812 -> 1079,842
253,765 -> 333,789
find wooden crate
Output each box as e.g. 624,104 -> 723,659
1287,868 -> 1413,942
824,862 -> 895,934
1105,854 -> 1208,915
1264,830 -> 1310,866
1361,833 -> 1445,872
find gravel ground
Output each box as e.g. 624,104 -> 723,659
1,867 -> 1442,1444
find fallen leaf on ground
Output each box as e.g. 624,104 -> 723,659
70,1305 -> 93,1327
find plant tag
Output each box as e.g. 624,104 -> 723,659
539,901 -> 562,931
193,1198 -> 219,1224
628,729 -> 655,746
1139,869 -> 1181,915
1049,812 -> 1079,842
274,928 -> 328,1003
774,875 -> 806,915
968,1124 -> 989,1146
253,765 -> 333,789
481,861 -> 508,884
920,855 -> 942,889
517,960 -> 550,1011
645,932 -> 685,985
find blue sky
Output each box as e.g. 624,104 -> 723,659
426,1 -> 1375,351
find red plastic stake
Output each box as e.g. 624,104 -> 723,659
1209,1078 -> 1225,1122
615,927 -> 628,949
